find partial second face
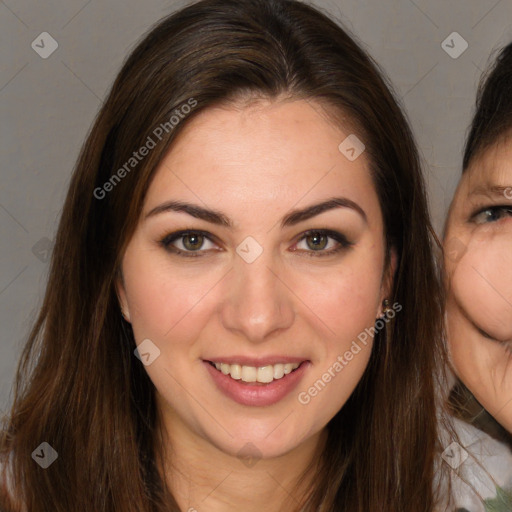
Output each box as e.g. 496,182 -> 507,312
444,138 -> 512,431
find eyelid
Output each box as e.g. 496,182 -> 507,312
470,204 -> 512,216
295,228 -> 351,244
160,229 -> 218,244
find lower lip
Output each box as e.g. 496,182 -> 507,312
204,361 -> 310,407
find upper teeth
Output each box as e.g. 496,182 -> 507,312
214,362 -> 301,383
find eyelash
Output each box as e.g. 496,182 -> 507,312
470,205 -> 512,224
158,229 -> 353,258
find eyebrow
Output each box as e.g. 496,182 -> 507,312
144,197 -> 367,227
469,185 -> 512,198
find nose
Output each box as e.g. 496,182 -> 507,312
220,252 -> 295,344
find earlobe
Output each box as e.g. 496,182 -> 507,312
120,305 -> 131,322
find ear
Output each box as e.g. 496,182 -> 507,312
378,247 -> 397,317
115,270 -> 131,323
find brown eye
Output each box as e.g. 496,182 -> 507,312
182,233 -> 205,250
305,232 -> 329,250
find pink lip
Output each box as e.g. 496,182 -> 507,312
203,360 -> 310,407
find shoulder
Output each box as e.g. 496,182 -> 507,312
439,417 -> 512,512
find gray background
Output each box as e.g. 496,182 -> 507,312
1,0 -> 511,412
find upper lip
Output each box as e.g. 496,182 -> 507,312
204,356 -> 309,366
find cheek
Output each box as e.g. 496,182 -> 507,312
122,250 -> 226,348
451,236 -> 512,341
299,266 -> 381,340
320,247 -> 384,333
291,249 -> 384,366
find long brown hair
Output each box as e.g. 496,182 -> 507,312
1,0 -> 448,510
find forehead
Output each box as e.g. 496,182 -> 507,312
459,139 -> 512,197
166,98 -> 353,167
145,99 -> 379,217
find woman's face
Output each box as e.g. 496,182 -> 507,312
444,139 -> 512,431
117,98 -> 393,461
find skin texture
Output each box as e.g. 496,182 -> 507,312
117,98 -> 395,511
444,139 -> 512,433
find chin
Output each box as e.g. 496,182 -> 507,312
205,419 -> 314,461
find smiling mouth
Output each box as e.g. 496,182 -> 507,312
206,360 -> 306,384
